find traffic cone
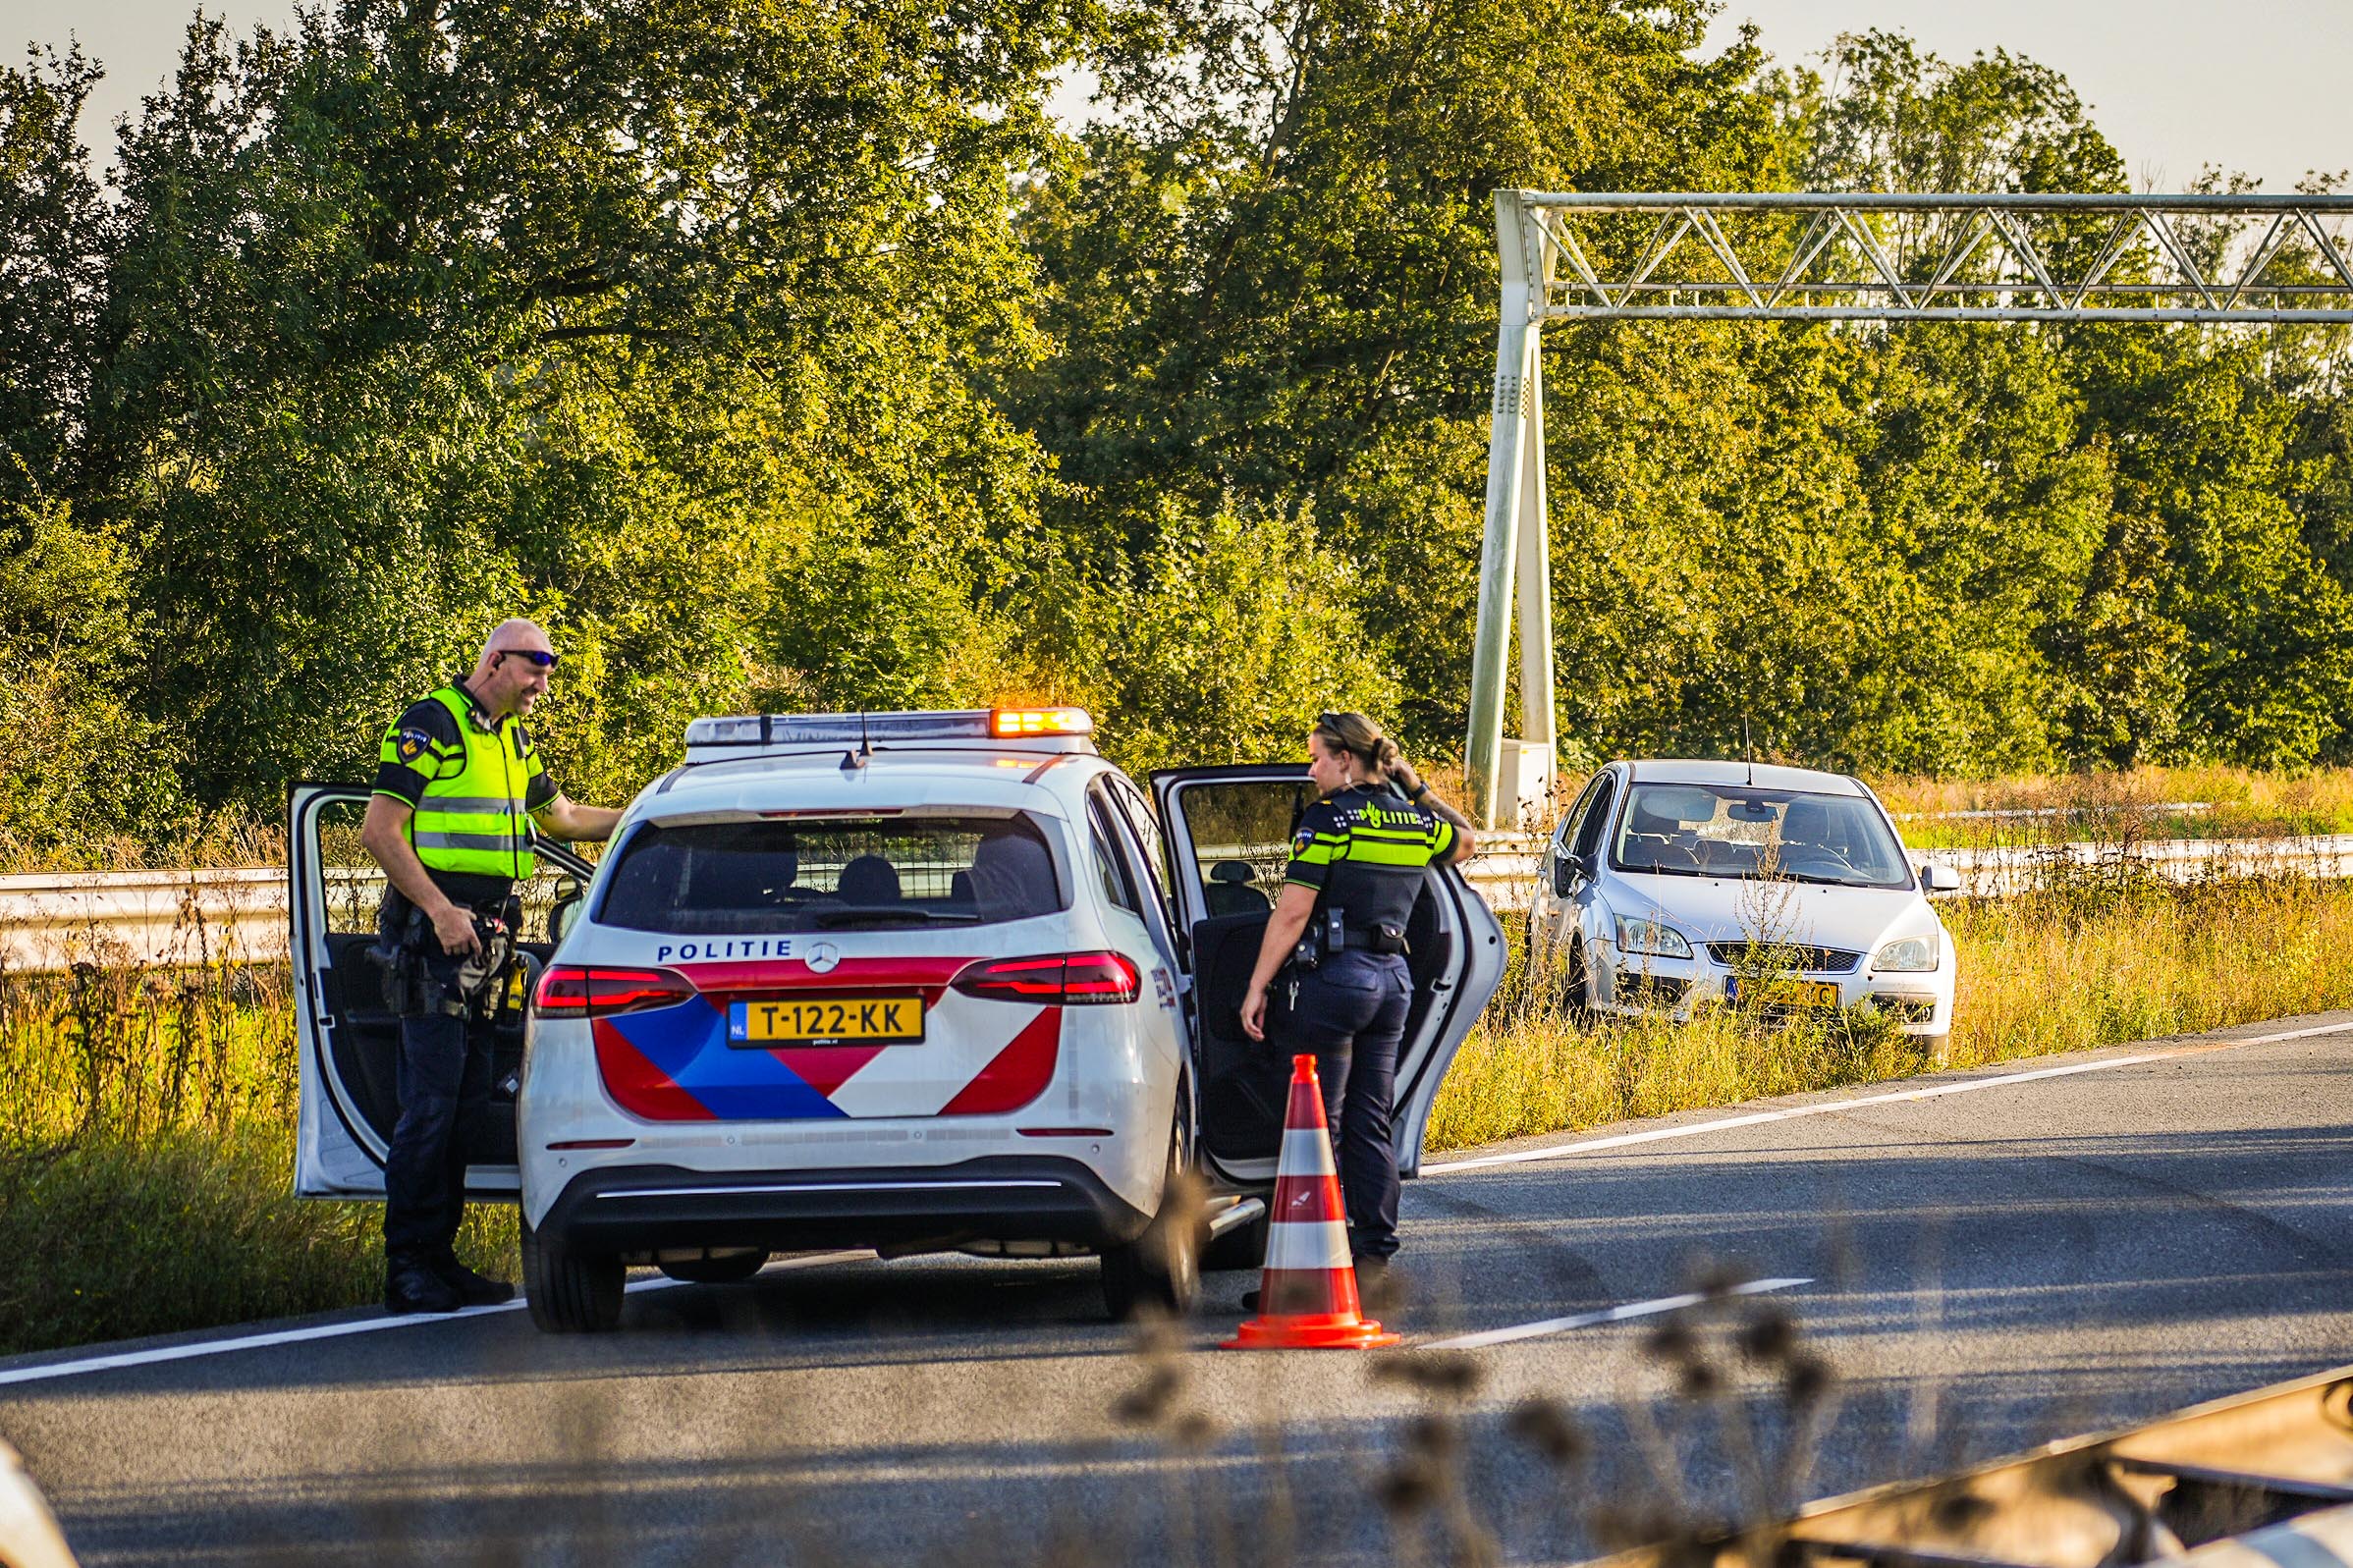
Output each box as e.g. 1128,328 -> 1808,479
1223,1054 -> 1401,1350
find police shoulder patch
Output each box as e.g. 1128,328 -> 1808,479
1292,828 -> 1316,854
395,729 -> 431,763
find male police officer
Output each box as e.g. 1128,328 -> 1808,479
359,620 -> 622,1313
1238,712 -> 1474,1306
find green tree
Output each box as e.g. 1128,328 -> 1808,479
80,0 -> 1080,811
1012,0 -> 1779,755
0,45 -> 110,508
0,496 -> 186,863
1039,498 -> 1400,773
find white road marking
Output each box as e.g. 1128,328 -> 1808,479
0,1251 -> 871,1388
1420,1019 -> 2353,1177
1423,1276 -> 1813,1351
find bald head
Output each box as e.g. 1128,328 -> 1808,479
469,619 -> 558,719
475,620 -> 551,676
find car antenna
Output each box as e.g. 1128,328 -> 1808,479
1743,715 -> 1754,785
842,711 -> 872,773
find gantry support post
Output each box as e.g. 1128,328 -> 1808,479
1466,190 -> 1557,828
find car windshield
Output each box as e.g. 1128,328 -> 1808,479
1611,784 -> 1912,889
595,814 -> 1067,934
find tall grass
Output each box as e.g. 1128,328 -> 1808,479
1427,874 -> 2353,1154
0,945 -> 514,1357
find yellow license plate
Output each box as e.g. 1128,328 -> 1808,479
1730,977 -> 1841,1010
727,996 -> 924,1046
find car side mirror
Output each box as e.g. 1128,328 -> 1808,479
1921,862 -> 1962,894
550,877 -> 584,944
1552,854 -> 1580,897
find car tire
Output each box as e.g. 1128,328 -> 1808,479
1202,1207 -> 1269,1272
657,1249 -> 770,1285
521,1216 -> 625,1332
1101,1126 -> 1203,1321
1563,940 -> 1598,1023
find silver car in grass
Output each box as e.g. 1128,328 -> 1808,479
1526,760 -> 1963,1049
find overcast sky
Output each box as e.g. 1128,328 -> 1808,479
17,0 -> 2350,193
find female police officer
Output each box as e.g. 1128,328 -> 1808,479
1238,711 -> 1475,1300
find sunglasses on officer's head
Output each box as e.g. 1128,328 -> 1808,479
494,648 -> 561,671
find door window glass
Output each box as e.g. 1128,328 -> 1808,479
1556,775 -> 1603,859
1169,778 -> 1318,917
1572,777 -> 1617,864
314,795 -> 594,944
314,797 -> 385,938
1103,776 -> 1177,928
1087,801 -> 1141,916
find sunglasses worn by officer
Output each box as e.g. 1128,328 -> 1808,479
493,647 -> 561,671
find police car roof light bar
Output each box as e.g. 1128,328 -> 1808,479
683,707 -> 1096,763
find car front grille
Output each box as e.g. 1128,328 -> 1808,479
1617,974 -> 1691,1008
1706,942 -> 1863,974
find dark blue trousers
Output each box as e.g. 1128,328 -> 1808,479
1279,950 -> 1412,1261
382,945 -> 495,1264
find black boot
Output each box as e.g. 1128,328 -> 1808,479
1353,1255 -> 1402,1314
385,1256 -> 463,1315
432,1249 -> 516,1307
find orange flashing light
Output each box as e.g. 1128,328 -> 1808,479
990,706 -> 1094,738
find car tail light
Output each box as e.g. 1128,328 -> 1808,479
951,952 -> 1141,1005
533,964 -> 696,1017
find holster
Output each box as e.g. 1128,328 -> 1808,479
369,890 -> 427,1015
371,888 -> 516,1020
1289,903 -> 1345,973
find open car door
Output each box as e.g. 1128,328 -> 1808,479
1149,765 -> 1505,1185
289,784 -> 596,1199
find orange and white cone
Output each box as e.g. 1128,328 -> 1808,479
1223,1054 -> 1401,1350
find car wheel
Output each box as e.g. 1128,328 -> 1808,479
1102,1125 -> 1203,1321
657,1249 -> 770,1285
1202,1207 -> 1269,1272
1562,940 -> 1597,1023
521,1216 -> 625,1332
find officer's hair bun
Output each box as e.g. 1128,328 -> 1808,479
1316,710 -> 1400,780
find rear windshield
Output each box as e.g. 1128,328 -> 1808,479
596,815 -> 1067,934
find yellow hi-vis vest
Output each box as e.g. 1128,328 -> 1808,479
398,686 -> 540,883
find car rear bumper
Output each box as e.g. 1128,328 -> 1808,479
537,1155 -> 1153,1257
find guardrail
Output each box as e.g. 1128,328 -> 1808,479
9,833 -> 2353,973
1599,1361 -> 2353,1567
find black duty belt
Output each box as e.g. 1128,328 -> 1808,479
1335,923 -> 1409,955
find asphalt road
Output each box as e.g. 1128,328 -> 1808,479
7,1012 -> 2353,1566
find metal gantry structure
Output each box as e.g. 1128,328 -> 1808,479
1468,189 -> 2353,827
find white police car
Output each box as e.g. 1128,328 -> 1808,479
290,708 -> 1505,1330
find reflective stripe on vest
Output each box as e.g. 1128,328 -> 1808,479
407,686 -> 535,882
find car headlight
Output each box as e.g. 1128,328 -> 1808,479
1614,915 -> 1693,959
1873,932 -> 1942,972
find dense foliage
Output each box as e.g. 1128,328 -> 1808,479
4,3 -> 2351,859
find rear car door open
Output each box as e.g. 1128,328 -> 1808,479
1147,765 -> 1505,1184
288,783 -> 594,1199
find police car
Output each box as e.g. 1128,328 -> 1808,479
289,708 -> 1505,1330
